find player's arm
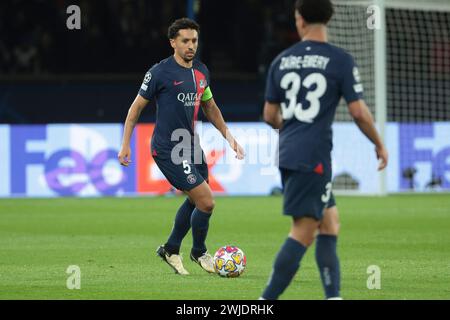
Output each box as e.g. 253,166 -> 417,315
263,102 -> 283,129
201,95 -> 245,160
348,99 -> 388,171
263,59 -> 283,129
118,95 -> 149,166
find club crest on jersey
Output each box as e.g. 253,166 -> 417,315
177,92 -> 203,107
187,174 -> 197,185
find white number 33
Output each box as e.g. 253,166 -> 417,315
280,72 -> 327,123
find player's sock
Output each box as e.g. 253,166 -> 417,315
261,237 -> 307,300
315,234 -> 340,299
165,198 -> 195,255
190,208 -> 212,258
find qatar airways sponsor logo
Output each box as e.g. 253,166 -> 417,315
177,92 -> 203,107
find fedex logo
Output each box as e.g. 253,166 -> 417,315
2,123 -> 449,196
399,124 -> 450,189
10,126 -> 136,196
5,124 -> 226,197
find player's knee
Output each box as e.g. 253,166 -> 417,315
289,230 -> 316,247
301,236 -> 315,247
290,218 -> 320,247
293,234 -> 315,247
197,198 -> 215,213
204,200 -> 215,213
320,207 -> 340,235
319,221 -> 340,236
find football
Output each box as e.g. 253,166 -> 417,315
213,246 -> 246,278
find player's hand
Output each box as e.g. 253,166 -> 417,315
376,145 -> 388,171
118,146 -> 132,167
230,140 -> 245,160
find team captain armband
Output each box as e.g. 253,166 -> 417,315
201,86 -> 213,102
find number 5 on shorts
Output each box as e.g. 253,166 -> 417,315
182,160 -> 192,174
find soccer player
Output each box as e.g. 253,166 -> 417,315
118,18 -> 245,275
261,0 -> 388,299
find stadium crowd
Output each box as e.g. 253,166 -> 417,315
1,0 -> 296,76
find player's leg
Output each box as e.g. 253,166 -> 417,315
156,195 -> 194,275
315,194 -> 342,299
318,204 -> 340,235
184,181 -> 215,273
261,217 -> 320,300
163,196 -> 196,255
261,169 -> 323,300
290,216 -> 321,246
154,156 -> 200,275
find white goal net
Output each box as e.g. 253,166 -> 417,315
327,0 -> 450,194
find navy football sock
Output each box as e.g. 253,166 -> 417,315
315,234 -> 341,299
190,208 -> 212,258
262,237 -> 307,300
165,198 -> 195,255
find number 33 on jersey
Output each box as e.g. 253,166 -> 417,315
265,40 -> 364,172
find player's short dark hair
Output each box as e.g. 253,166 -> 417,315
295,0 -> 334,24
167,18 -> 200,39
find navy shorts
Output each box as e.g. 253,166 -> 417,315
280,168 -> 336,221
153,152 -> 209,191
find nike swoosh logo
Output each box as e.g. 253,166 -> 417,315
173,81 -> 184,86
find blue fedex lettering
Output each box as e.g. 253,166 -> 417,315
433,148 -> 450,188
11,126 -> 136,196
11,126 -> 46,194
400,124 -> 450,189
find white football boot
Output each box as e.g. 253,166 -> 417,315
191,251 -> 215,273
156,245 -> 189,275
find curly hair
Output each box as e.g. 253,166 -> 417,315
167,18 -> 200,40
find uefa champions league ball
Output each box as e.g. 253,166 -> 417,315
213,246 -> 246,278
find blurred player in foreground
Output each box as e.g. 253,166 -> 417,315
261,0 -> 388,299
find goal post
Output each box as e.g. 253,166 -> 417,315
327,0 -> 450,195
328,0 -> 382,195
374,0 -> 387,195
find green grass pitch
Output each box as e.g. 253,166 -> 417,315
0,194 -> 449,300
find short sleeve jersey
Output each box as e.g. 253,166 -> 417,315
265,40 -> 364,172
138,56 -> 212,157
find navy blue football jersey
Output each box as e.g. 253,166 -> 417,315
265,40 -> 364,172
138,56 -> 212,157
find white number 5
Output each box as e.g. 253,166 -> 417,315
182,160 -> 191,174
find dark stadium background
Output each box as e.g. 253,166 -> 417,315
0,0 -> 299,124
2,0 -> 448,124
